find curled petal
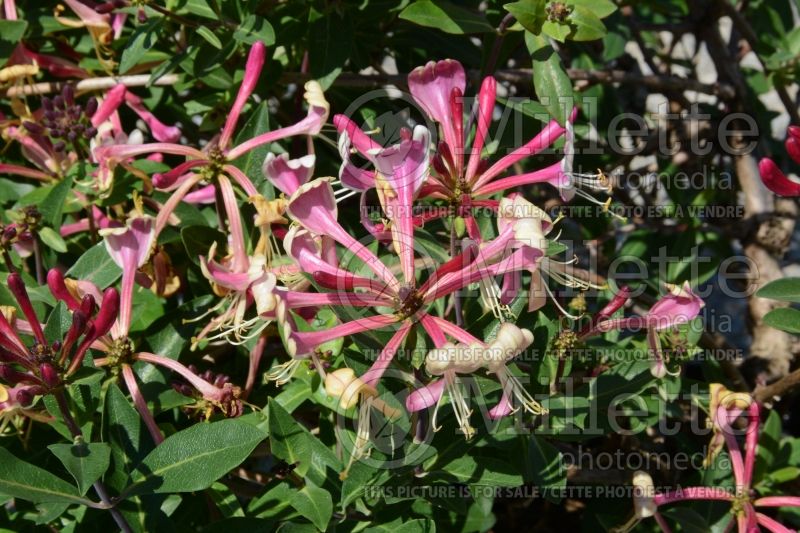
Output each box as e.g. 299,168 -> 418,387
758,157 -> 800,197
262,152 -> 315,196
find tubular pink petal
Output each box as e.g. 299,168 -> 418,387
136,352 -> 223,401
121,364 -> 164,444
430,316 -> 483,346
124,91 -> 181,143
406,379 -> 445,412
281,290 -> 393,309
155,173 -> 204,236
152,160 -> 206,190
420,314 -> 448,348
743,402 -> 759,488
758,157 -> 800,196
91,84 -> 127,127
292,314 -> 399,355
472,118 -> 566,192
219,41 -> 267,149
488,391 -> 514,419
754,496 -> 800,508
0,163 -> 51,181
755,512 -> 793,533
217,174 -> 249,272
373,125 -> 430,285
183,184 -> 216,204
362,322 -> 413,387
465,76 -> 497,183
474,161 -> 562,197
226,81 -> 329,160
333,114 -> 382,154
102,216 -> 155,336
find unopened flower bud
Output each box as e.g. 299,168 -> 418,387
53,141 -> 66,152
23,121 -> 45,135
632,471 -> 657,518
85,97 -> 98,117
62,84 -> 74,106
39,363 -> 60,388
53,95 -> 64,109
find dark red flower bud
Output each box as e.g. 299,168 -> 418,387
39,363 -> 60,388
0,365 -> 41,386
14,385 -> 45,407
80,294 -> 96,317
7,273 -> 46,346
59,310 -> 87,365
788,125 -> 800,141
85,97 -> 98,118
53,141 -> 66,152
23,121 -> 45,135
53,95 -> 64,109
92,288 -> 119,339
62,84 -> 74,106
47,269 -> 81,311
42,97 -> 54,112
2,225 -> 16,242
786,137 -> 800,165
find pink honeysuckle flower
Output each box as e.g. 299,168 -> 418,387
271,181 -> 548,432
406,321 -> 546,437
784,125 -> 800,165
94,41 -> 328,243
580,281 -> 705,378
621,391 -> 800,533
758,157 -> 800,197
56,220 -> 243,443
100,214 -> 156,339
335,59 -> 613,240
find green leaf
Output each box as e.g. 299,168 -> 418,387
308,12 -> 353,90
436,455 -> 523,486
38,227 -> 67,253
181,225 -> 226,258
526,34 -> 573,125
0,20 -> 27,64
40,174 -> 74,227
289,482 -> 333,531
504,1 -> 546,34
756,278 -> 800,303
0,447 -> 84,504
568,0 -> 617,19
233,15 -> 276,46
48,442 -> 111,496
104,383 -> 154,492
399,0 -> 494,34
268,400 -> 340,486
119,19 -> 163,74
196,25 -> 223,50
525,436 -> 566,501
541,20 -> 572,42
763,308 -> 800,334
66,243 -> 122,289
568,6 -> 607,41
231,101 -> 274,199
125,419 -> 266,495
